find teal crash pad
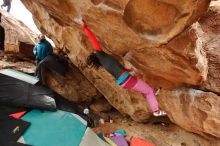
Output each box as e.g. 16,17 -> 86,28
0,69 -> 39,85
22,110 -> 87,146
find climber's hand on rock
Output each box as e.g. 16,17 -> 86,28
74,16 -> 84,25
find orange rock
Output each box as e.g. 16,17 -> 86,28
0,9 -> 37,58
158,87 -> 220,139
124,0 -> 211,44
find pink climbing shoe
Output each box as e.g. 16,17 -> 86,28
153,110 -> 167,117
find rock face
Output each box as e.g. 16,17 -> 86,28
199,5 -> 220,93
124,0 -> 211,44
0,9 -> 38,58
20,0 -> 220,140
157,5 -> 220,139
158,88 -> 220,139
125,23 -> 208,88
90,98 -> 113,113
42,60 -> 101,102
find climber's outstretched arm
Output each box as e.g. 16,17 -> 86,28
74,17 -> 102,51
81,22 -> 102,51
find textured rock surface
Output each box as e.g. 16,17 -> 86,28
42,60 -> 101,102
124,0 -> 211,44
165,5 -> 220,139
158,88 -> 220,139
156,8 -> 220,138
199,5 -> 220,93
125,23 -> 208,88
90,98 -> 113,112
0,9 -> 37,58
20,0 -> 220,140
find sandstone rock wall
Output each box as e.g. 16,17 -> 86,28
199,4 -> 220,93
158,88 -> 220,139
157,3 -> 220,140
123,0 -> 210,44
43,60 -> 102,103
0,9 -> 37,58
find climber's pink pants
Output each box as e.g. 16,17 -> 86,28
121,76 -> 159,112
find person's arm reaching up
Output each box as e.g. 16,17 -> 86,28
81,22 -> 102,51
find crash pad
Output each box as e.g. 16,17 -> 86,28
97,132 -> 108,143
10,111 -> 26,119
21,110 -> 87,146
0,69 -> 39,85
130,137 -> 155,146
110,135 -> 128,146
104,137 -> 117,146
79,128 -> 110,146
115,129 -> 126,136
0,116 -> 30,145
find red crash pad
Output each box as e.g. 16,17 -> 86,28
130,137 -> 155,146
10,111 -> 26,119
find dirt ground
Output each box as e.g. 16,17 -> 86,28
92,111 -> 218,146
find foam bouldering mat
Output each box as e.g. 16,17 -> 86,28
130,137 -> 155,146
79,128 -> 110,146
21,110 -> 87,146
109,135 -> 128,146
10,111 -> 27,119
97,132 -> 108,143
0,69 -> 39,85
0,116 -> 30,145
104,136 -> 117,146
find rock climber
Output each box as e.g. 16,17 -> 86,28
74,18 -> 166,117
1,0 -> 12,12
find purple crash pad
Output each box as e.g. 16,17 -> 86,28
109,135 -> 128,146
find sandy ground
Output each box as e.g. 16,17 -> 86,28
92,111 -> 219,146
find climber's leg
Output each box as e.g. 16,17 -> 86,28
121,76 -> 159,112
6,3 -> 11,12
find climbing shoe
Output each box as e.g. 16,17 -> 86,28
153,110 -> 167,117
